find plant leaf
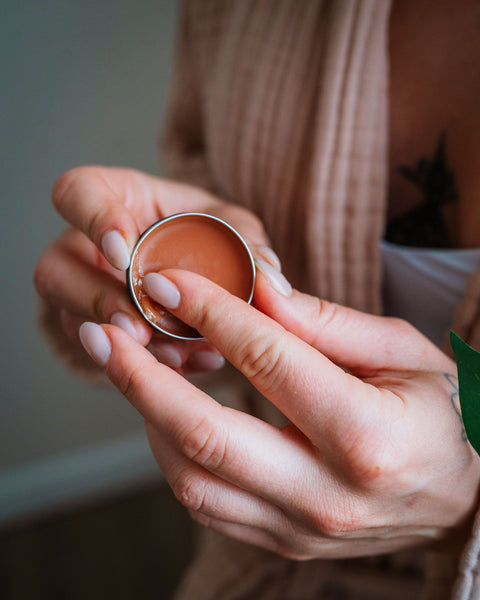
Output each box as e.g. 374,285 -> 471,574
450,331 -> 480,455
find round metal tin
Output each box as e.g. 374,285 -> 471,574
127,212 -> 256,340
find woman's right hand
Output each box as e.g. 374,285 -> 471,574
34,165 -> 271,377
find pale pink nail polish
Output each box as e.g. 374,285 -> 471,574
255,258 -> 292,297
110,312 -> 138,340
143,273 -> 181,310
188,350 -> 225,371
147,342 -> 183,368
79,322 -> 112,366
254,245 -> 282,271
101,230 -> 131,271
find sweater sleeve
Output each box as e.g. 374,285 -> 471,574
451,509 -> 480,599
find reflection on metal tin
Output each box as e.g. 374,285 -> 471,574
127,213 -> 256,340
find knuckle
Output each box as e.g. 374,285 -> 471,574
341,433 -> 402,493
180,415 -> 228,471
191,298 -> 220,337
388,317 -> 435,364
309,299 -> 348,348
321,505 -> 364,537
387,318 -> 416,350
389,316 -> 415,336
172,470 -> 209,512
315,299 -> 346,331
117,361 -> 152,401
238,334 -> 289,395
303,497 -> 367,539
384,317 -> 421,355
51,167 -> 87,212
51,166 -> 114,243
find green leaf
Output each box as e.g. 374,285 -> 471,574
450,331 -> 480,456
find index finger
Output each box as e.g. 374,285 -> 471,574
144,270 -> 393,438
52,167 -> 145,269
51,166 -> 219,270
97,324 -> 319,506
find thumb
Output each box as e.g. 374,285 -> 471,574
253,266 -> 448,373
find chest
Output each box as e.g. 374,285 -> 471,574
388,0 -> 480,248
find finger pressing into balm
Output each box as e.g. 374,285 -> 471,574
127,213 -> 256,340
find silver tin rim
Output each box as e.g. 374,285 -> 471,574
126,212 -> 256,340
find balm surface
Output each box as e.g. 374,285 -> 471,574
128,213 -> 255,339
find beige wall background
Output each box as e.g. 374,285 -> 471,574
0,0 -> 178,525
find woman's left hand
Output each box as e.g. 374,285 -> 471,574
79,267 -> 480,560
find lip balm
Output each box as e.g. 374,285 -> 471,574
127,213 -> 256,340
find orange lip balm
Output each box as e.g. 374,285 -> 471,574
127,213 -> 256,340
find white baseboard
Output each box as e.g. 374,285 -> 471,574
0,432 -> 165,528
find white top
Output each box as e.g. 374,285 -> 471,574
381,240 -> 480,347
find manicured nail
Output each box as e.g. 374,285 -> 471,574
101,230 -> 131,271
147,341 -> 183,368
143,273 -> 180,309
255,258 -> 292,297
110,312 -> 138,340
254,245 -> 281,271
79,322 -> 112,366
188,350 -> 225,371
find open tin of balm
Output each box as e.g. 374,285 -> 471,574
127,213 -> 256,340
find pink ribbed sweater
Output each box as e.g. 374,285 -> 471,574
162,1 -> 480,598
163,0 -> 388,314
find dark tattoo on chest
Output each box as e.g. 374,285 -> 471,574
444,372 -> 467,442
387,133 -> 458,247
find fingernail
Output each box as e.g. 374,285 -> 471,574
147,341 -> 183,368
254,245 -> 282,271
79,322 -> 112,366
143,273 -> 180,309
255,258 -> 292,297
110,312 -> 138,340
188,350 -> 225,371
101,230 -> 131,271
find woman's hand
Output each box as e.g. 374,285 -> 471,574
34,165 -> 269,375
78,266 -> 480,560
